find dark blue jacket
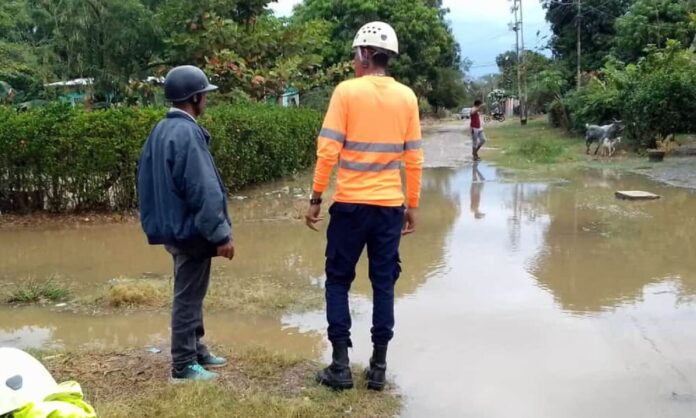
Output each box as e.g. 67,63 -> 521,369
137,111 -> 231,253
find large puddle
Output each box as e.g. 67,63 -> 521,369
3,125 -> 696,417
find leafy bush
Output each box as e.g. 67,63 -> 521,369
204,104 -> 321,190
0,103 -> 322,213
620,42 -> 696,147
547,99 -> 570,130
562,42 -> 696,148
0,104 -> 161,212
563,76 -> 622,133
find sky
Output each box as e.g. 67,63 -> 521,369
268,0 -> 551,78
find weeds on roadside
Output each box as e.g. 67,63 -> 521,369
105,281 -> 168,308
5,279 -> 71,304
515,138 -> 568,164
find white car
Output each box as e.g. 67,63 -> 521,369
459,108 -> 472,120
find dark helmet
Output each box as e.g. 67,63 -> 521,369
164,65 -> 218,102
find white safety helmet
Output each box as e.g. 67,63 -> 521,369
352,21 -> 399,55
0,347 -> 58,415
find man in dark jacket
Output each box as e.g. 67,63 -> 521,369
138,65 -> 234,382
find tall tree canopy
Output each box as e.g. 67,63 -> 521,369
496,50 -> 554,95
615,0 -> 696,63
541,0 -> 633,73
292,0 -> 466,107
0,0 -> 467,109
23,0 -> 161,94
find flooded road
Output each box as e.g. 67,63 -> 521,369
3,122 -> 696,417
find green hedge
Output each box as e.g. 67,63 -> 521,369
0,104 -> 322,213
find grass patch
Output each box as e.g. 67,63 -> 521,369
514,137 -> 568,164
104,279 -> 169,308
91,273 -> 323,315
43,348 -> 401,418
5,279 -> 71,304
206,274 -> 324,315
485,118 -> 584,167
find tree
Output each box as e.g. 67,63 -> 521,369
28,0 -> 162,96
0,40 -> 49,101
496,50 -> 553,95
620,41 -> 696,146
204,17 -> 351,100
0,0 -> 33,42
292,0 -> 464,104
528,67 -> 569,112
615,0 -> 696,63
467,74 -> 501,104
428,68 -> 467,110
541,0 -> 634,75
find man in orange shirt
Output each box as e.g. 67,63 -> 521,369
305,21 -> 424,391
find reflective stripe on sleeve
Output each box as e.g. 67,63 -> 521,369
319,128 -> 346,143
404,139 -> 423,151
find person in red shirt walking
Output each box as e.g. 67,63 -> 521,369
470,99 -> 487,161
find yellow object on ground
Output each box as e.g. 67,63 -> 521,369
10,382 -> 96,418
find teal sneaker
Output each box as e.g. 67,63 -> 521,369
199,353 -> 227,369
171,363 -> 219,382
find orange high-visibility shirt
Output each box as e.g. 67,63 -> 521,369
312,76 -> 424,208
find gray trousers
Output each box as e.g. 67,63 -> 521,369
166,245 -> 212,370
472,128 -> 487,150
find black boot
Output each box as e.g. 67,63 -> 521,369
365,345 -> 388,391
317,343 -> 354,390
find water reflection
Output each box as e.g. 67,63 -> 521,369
0,307 -> 320,354
530,169 -> 696,313
470,163 -> 486,220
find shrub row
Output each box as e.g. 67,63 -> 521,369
551,42 -> 696,148
0,103 -> 322,213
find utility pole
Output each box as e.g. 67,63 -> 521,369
519,0 -> 528,125
510,0 -> 527,125
576,0 -> 582,89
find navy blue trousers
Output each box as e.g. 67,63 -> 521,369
325,203 -> 404,346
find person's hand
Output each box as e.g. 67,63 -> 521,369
305,204 -> 323,231
217,240 -> 235,260
402,207 -> 417,236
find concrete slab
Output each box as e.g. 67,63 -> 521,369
615,190 -> 661,201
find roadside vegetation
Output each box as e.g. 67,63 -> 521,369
484,119 -> 584,168
104,280 -> 169,309
94,274 -> 323,315
41,348 -> 401,418
542,0 -> 696,148
4,278 -> 71,304
0,104 -> 321,213
471,0 -> 696,152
